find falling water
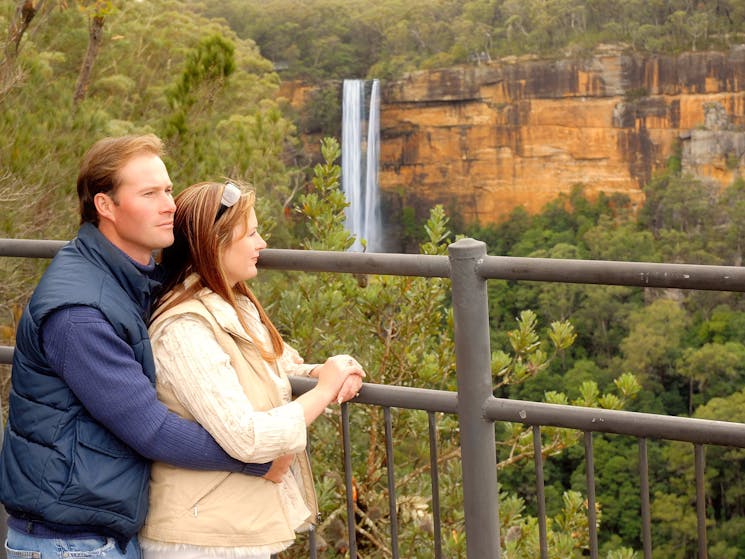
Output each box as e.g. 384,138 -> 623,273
342,79 -> 381,252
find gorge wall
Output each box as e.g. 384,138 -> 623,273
280,45 -> 745,226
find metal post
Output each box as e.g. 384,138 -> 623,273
341,404 -> 357,558
384,407 -> 399,558
532,426 -> 548,559
584,432 -> 599,559
639,438 -> 652,559
0,381 -> 6,557
448,238 -> 500,559
695,444 -> 708,559
428,412 -> 443,559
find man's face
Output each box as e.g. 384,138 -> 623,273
95,153 -> 175,265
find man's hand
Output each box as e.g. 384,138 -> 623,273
262,453 -> 294,483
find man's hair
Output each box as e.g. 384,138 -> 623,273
77,134 -> 164,225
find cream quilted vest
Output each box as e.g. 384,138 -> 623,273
140,292 -> 317,549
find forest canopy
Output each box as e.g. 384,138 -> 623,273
193,0 -> 745,80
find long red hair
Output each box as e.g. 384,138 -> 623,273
156,181 -> 283,361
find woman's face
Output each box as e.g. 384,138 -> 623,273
221,207 -> 267,286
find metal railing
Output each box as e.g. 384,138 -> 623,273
4,237 -> 745,558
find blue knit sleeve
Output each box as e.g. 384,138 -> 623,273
41,306 -> 270,476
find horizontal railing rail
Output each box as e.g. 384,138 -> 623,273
4,237 -> 745,559
0,363 -> 739,449
483,396 -> 745,446
5,237 -> 745,290
0,238 -> 66,258
477,255 -> 745,291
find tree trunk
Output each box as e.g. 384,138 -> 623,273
1,0 -> 39,102
5,0 -> 37,62
73,14 -> 105,106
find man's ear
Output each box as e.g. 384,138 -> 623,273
94,192 -> 115,222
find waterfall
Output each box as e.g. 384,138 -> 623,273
342,79 -> 382,252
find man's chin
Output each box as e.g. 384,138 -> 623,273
154,233 -> 175,250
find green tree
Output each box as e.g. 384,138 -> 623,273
164,33 -> 236,136
619,299 -> 689,412
719,178 -> 745,265
696,391 -> 745,520
676,341 -> 745,414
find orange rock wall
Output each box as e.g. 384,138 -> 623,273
280,47 -> 745,225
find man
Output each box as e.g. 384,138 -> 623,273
0,135 -> 285,558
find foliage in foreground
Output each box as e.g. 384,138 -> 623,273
260,138 -> 640,558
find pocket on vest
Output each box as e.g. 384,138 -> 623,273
59,418 -> 149,522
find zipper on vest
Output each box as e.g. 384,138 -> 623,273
189,471 -> 231,518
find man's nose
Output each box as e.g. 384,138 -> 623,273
163,194 -> 176,213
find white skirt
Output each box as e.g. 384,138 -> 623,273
142,548 -> 269,559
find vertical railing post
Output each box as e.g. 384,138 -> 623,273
448,238 -> 500,559
695,444 -> 708,559
0,378 -> 6,559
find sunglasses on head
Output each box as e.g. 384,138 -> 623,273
215,182 -> 241,223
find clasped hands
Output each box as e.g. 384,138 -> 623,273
284,347 -> 365,405
263,353 -> 365,483
311,353 -> 365,405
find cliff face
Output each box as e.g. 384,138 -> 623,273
278,46 -> 745,227
379,45 -> 745,224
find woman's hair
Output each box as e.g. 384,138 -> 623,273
77,134 -> 164,225
157,181 -> 283,361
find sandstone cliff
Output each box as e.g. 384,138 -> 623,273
280,45 -> 745,226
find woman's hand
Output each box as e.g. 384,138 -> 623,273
315,354 -> 365,404
336,373 -> 363,404
295,355 -> 366,425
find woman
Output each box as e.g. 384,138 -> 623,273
140,181 -> 365,558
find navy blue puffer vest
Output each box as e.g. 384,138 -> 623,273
0,223 -> 161,542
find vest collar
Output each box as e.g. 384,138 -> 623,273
75,223 -> 162,319
197,290 -> 258,346
173,273 -> 256,345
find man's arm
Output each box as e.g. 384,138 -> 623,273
41,306 -> 270,476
